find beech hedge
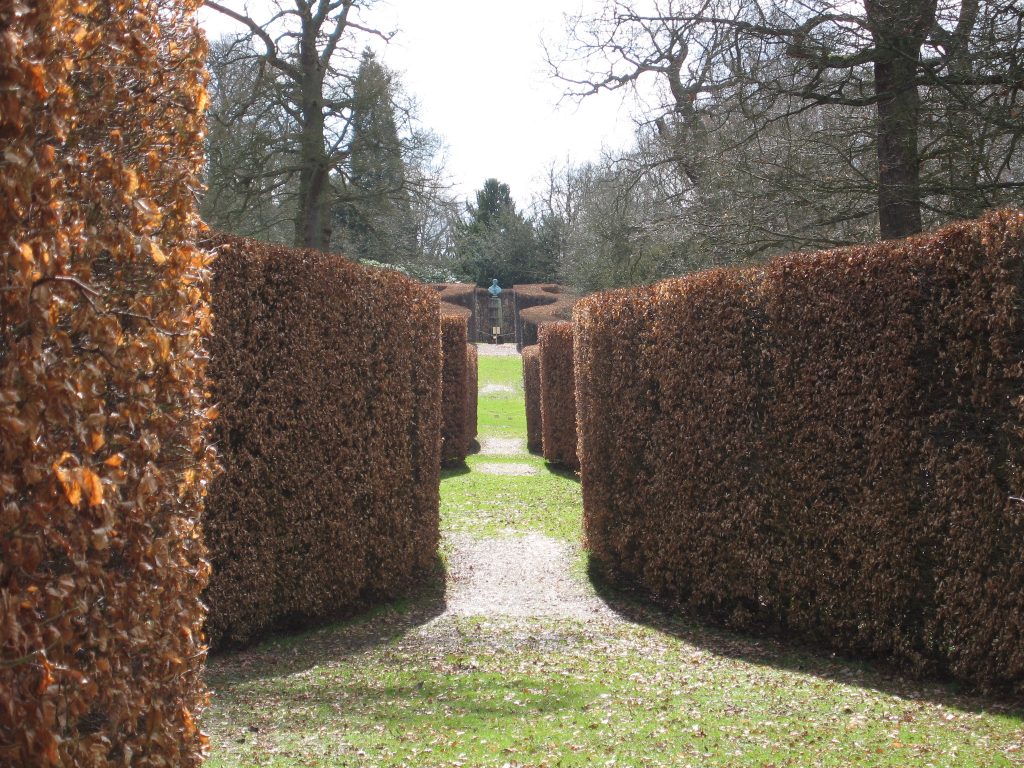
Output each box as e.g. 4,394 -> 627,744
441,313 -> 478,465
433,283 -> 478,341
575,211 -> 1024,692
538,322 -> 579,471
204,234 -> 442,649
467,344 -> 479,453
522,346 -> 543,454
514,284 -> 575,347
1,2 -> 213,764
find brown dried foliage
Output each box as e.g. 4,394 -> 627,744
575,211 -> 1024,692
0,1 -> 214,764
203,234 -> 441,649
466,344 -> 479,453
433,283 -> 477,339
441,314 -> 475,465
522,346 -> 543,454
433,282 -> 477,310
538,322 -> 579,471
514,284 -> 575,347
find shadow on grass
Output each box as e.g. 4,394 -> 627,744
543,462 -> 580,483
441,462 -> 471,479
206,557 -> 447,689
586,556 -> 1024,719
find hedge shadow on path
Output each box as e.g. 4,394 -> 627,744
586,558 -> 1024,720
206,560 -> 448,689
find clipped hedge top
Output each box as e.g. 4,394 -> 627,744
433,283 -> 477,327
440,303 -> 473,319
432,283 -> 478,302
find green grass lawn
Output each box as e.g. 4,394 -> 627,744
440,461 -> 582,542
203,612 -> 1024,768
441,350 -> 582,542
202,348 -> 1024,768
474,354 -> 527,436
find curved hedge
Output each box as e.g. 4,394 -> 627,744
204,234 -> 442,649
538,322 -> 579,471
1,1 -> 212,764
522,346 -> 543,454
433,283 -> 479,341
575,211 -> 1024,691
514,284 -> 575,347
441,313 -> 477,465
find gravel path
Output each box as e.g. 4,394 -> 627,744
431,343 -> 614,627
475,343 -> 520,356
442,533 -> 614,620
478,436 -> 524,456
475,461 -> 538,476
479,383 -> 515,395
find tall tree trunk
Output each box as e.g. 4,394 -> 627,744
867,0 -> 936,240
943,0 -> 984,219
295,109 -> 332,250
874,49 -> 924,239
294,22 -> 333,251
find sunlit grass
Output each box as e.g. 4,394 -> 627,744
441,350 -> 582,542
474,353 -> 527,436
204,614 -> 1024,768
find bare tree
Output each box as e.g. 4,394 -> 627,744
203,36 -> 297,242
534,155 -> 696,291
205,0 -> 390,249
554,0 -> 1024,240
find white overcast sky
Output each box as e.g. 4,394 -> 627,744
197,1 -> 643,209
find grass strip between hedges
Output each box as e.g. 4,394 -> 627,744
441,353 -> 583,542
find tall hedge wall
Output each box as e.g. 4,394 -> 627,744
538,322 -> 579,471
441,313 -> 477,465
575,211 -> 1024,691
1,2 -> 213,764
204,234 -> 441,649
522,346 -> 543,454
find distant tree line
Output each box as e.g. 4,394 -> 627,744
201,0 -> 1022,294
537,0 -> 1024,292
202,0 -> 459,278
201,2 -> 559,287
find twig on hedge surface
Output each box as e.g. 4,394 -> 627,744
0,638 -> 60,670
0,649 -> 47,669
31,275 -> 103,315
32,275 -> 101,297
30,275 -> 189,339
112,309 -> 188,338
